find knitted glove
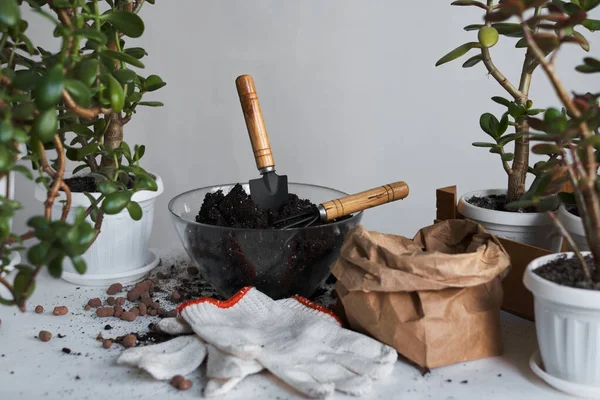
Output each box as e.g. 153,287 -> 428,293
116,335 -> 206,380
117,318 -> 262,396
155,317 -> 263,397
177,287 -> 397,399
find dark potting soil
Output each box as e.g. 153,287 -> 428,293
466,194 -> 537,213
196,183 -> 322,229
566,204 -> 580,217
534,254 -> 600,290
62,175 -> 135,193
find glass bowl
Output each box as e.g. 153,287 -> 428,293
168,183 -> 363,299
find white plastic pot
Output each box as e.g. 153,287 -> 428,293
0,169 -> 21,273
34,172 -> 163,286
557,204 -> 588,252
524,252 -> 600,396
457,189 -> 562,252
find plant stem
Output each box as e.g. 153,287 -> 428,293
506,6 -> 542,203
44,136 -> 67,220
100,112 -> 123,171
520,16 -> 600,281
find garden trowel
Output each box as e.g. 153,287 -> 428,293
236,74 -> 288,210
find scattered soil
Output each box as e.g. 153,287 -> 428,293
187,184 -> 353,299
82,255 -> 339,349
534,254 -> 600,290
466,194 -> 537,213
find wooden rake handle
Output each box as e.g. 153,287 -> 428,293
320,181 -> 409,221
236,74 -> 275,172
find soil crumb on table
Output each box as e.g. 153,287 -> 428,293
534,254 -> 600,290
196,183 -> 318,228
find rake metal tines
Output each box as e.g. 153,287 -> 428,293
273,207 -> 321,229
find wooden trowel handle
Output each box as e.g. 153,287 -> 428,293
320,181 -> 409,221
236,75 -> 275,172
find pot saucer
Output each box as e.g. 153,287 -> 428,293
61,250 -> 160,286
530,350 -> 600,399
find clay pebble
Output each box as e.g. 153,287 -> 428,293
107,283 -> 123,295
171,375 -> 192,390
39,330 -> 52,342
114,305 -> 123,318
96,307 -> 115,318
120,311 -> 136,322
53,306 -> 68,316
87,298 -> 102,307
122,334 -> 136,348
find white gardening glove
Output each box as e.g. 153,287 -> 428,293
177,287 -> 397,399
116,334 -> 206,380
153,317 -> 264,397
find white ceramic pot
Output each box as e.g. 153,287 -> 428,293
34,172 -> 164,286
557,204 -> 588,252
0,170 -> 21,274
457,189 -> 562,252
524,252 -> 600,394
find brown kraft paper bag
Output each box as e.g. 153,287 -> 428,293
331,220 -> 511,369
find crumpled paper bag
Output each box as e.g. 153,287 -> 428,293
331,219 -> 511,369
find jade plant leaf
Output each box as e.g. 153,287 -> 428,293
0,0 -> 20,27
435,42 -> 481,67
101,11 -> 145,38
101,50 -> 145,69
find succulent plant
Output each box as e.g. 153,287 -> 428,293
436,0 -> 598,207
458,0 -> 600,280
0,0 -> 165,310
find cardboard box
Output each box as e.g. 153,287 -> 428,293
435,186 -> 568,321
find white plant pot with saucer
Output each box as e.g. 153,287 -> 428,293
457,189 -> 562,252
33,172 -> 163,286
557,204 -> 588,251
524,252 -> 600,398
0,150 -> 22,275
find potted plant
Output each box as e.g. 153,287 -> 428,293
484,1 -> 600,395
0,0 -> 164,309
435,0 -> 596,251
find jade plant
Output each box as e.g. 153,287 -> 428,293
484,1 -> 600,279
0,0 -> 164,310
436,0 -> 598,206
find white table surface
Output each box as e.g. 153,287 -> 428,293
0,248 -> 576,400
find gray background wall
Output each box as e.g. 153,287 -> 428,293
15,1 -> 600,250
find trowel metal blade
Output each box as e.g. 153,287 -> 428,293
249,171 -> 288,210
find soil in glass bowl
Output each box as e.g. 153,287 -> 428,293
184,184 -> 357,299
